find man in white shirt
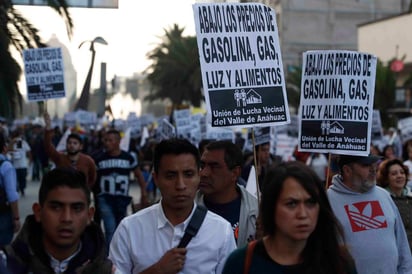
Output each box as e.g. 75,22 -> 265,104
109,138 -> 236,274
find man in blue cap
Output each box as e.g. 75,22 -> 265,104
328,154 -> 412,274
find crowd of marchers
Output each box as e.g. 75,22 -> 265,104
0,117 -> 411,274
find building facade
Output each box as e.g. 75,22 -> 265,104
272,0 -> 410,71
358,12 -> 412,111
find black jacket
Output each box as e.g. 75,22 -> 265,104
3,215 -> 112,274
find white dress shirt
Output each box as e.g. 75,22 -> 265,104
109,202 -> 236,274
10,139 -> 31,169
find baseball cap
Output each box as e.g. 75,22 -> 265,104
338,154 -> 381,169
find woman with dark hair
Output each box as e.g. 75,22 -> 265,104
222,161 -> 357,274
377,158 -> 412,250
382,144 -> 396,160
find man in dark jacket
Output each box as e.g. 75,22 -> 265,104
1,167 -> 113,274
196,140 -> 258,247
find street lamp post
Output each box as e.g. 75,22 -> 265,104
74,36 -> 108,111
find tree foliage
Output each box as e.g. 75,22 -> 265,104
373,59 -> 396,127
285,65 -> 302,114
0,0 -> 73,119
145,24 -> 202,111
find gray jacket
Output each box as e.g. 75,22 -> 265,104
195,185 -> 258,247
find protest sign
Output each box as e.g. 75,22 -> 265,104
189,114 -> 203,146
193,2 -> 289,129
63,112 -> 76,128
244,126 -> 271,151
159,118 -> 176,140
275,134 -> 298,162
75,110 -> 97,127
173,109 -> 192,139
64,110 -> 97,129
205,124 -> 235,141
398,117 -> 412,144
246,165 -> 258,198
56,128 -> 71,152
120,127 -> 131,152
371,110 -> 383,141
200,115 -> 207,139
126,112 -> 142,138
298,50 -> 377,156
140,114 -> 155,127
23,47 -> 65,101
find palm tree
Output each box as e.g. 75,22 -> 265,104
0,0 -> 73,120
145,24 -> 202,115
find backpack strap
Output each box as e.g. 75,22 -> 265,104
177,205 -> 208,248
243,240 -> 258,274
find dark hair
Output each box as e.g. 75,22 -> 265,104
255,142 -> 270,150
198,139 -> 214,156
382,144 -> 394,157
11,129 -> 21,139
204,140 -> 243,169
39,167 -> 91,206
261,161 -> 353,274
67,133 -> 82,144
106,129 -> 121,140
377,158 -> 409,188
153,138 -> 200,173
0,133 -> 5,150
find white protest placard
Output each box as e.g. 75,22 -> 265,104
200,115 -> 207,139
398,117 -> 412,144
173,109 -> 192,139
371,110 -> 383,141
140,114 -> 155,127
191,113 -> 204,127
190,129 -> 202,147
206,124 -> 234,141
275,114 -> 299,137
120,127 -> 131,151
56,128 -> 71,152
159,118 -> 176,140
298,50 -> 377,156
127,112 -> 142,138
245,127 -> 271,150
140,126 -> 150,147
193,3 -> 289,129
246,165 -> 258,199
244,126 -> 278,154
190,114 -> 202,144
75,110 -> 97,126
275,133 -> 298,162
63,112 -> 76,128
23,47 -> 65,101
113,119 -> 126,132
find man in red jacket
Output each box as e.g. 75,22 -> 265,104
43,112 -> 96,189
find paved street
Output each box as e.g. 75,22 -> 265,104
18,179 -> 40,220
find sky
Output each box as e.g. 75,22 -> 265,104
15,0 -> 197,96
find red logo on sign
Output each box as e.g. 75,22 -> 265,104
344,201 -> 387,232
